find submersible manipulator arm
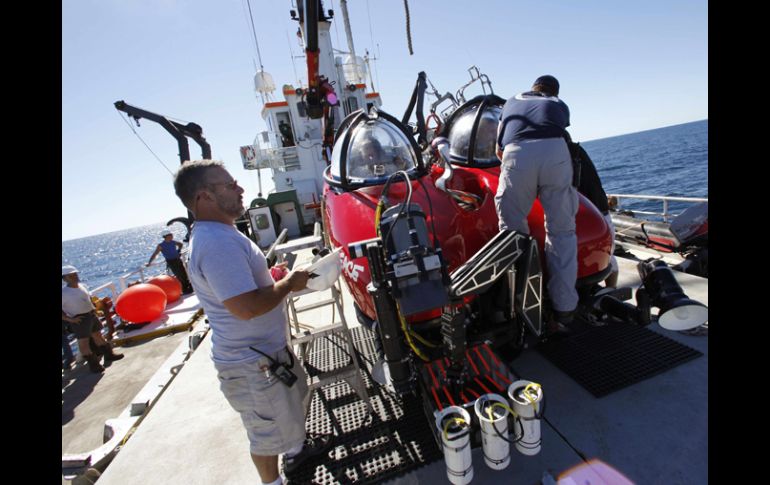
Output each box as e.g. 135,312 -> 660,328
114,100 -> 212,230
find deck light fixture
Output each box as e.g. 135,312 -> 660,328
638,259 -> 708,330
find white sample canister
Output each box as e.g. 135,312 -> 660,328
435,405 -> 473,485
507,380 -> 543,456
474,393 -> 511,470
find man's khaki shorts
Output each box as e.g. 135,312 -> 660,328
71,311 -> 101,339
215,347 -> 309,456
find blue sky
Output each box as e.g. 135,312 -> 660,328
62,0 -> 707,241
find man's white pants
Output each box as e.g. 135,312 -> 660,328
495,138 -> 578,312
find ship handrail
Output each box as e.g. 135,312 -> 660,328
111,248 -> 190,293
606,193 -> 707,223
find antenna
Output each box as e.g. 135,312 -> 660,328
286,30 -> 301,87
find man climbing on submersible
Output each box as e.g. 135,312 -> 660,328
496,75 -> 577,336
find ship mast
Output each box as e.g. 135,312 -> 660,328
339,0 -> 357,62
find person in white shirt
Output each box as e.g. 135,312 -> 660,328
62,265 -> 124,373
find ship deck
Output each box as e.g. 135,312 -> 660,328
61,294 -> 206,485
78,251 -> 707,485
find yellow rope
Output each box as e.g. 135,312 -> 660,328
523,382 -> 542,413
485,401 -> 518,420
442,416 -> 467,441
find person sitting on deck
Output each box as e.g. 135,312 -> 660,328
146,229 -> 194,295
62,265 -> 124,373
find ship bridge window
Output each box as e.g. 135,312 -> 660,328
276,113 -> 295,148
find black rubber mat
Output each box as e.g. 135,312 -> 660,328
537,322 -> 703,397
287,327 -> 443,484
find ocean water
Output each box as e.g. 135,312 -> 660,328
581,119 -> 708,214
61,223 -> 189,293
62,119 -> 707,290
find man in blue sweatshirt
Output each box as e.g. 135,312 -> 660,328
496,75 -> 577,334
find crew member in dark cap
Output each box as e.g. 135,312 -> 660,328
495,75 -> 577,335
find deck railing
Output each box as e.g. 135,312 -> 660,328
91,247 -> 190,296
606,194 -> 708,222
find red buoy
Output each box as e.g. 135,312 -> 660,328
115,283 -> 167,323
147,275 -> 182,303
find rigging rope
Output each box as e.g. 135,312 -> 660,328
365,0 -> 381,90
246,0 -> 264,69
330,0 -> 343,50
116,111 -> 174,176
285,30 -> 301,87
403,0 -> 414,55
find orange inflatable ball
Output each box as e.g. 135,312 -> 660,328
147,275 -> 182,303
115,283 -> 167,323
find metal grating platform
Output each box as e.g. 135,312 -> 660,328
537,322 -> 703,397
287,327 -> 443,484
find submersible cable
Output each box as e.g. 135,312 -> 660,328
482,398 -> 524,445
116,111 -> 174,176
409,327 -> 438,348
382,171 -> 413,246
397,303 -> 430,361
417,177 -> 441,251
504,379 -> 590,464
540,414 -> 590,463
522,383 -> 588,463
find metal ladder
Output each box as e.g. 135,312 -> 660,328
275,237 -> 373,415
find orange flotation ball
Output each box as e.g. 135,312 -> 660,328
115,283 -> 167,323
147,275 -> 182,303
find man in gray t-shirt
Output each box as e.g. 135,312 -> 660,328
173,160 -> 327,485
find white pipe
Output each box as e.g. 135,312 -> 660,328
435,406 -> 473,485
507,380 -> 543,456
474,394 -> 511,470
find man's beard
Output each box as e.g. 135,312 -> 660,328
217,197 -> 245,219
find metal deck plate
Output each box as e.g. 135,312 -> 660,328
288,327 -> 442,484
537,322 -> 703,397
